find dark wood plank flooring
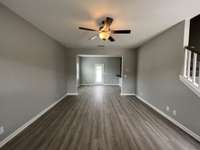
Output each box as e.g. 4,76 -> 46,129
1,86 -> 200,150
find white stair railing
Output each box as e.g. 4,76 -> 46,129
183,48 -> 199,88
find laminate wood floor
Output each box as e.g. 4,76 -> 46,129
1,86 -> 200,150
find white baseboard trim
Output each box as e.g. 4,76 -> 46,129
0,93 -> 68,148
67,93 -> 78,96
103,84 -> 120,86
136,95 -> 200,142
120,93 -> 136,96
80,84 -> 120,86
80,84 -> 96,86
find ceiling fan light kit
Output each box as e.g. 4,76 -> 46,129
79,17 -> 131,42
99,31 -> 111,40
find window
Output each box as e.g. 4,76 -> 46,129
181,49 -> 200,97
95,64 -> 104,84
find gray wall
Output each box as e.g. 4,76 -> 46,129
137,21 -> 200,136
66,49 -> 137,94
80,57 -> 121,85
0,4 -> 68,141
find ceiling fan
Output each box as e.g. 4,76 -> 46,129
78,17 -> 131,42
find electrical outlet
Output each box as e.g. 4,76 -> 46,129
166,106 -> 170,112
0,126 -> 4,135
173,110 -> 177,116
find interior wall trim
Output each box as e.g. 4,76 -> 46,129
120,93 -> 136,96
0,93 -> 68,148
67,93 -> 79,96
136,95 -> 200,142
80,84 -> 120,86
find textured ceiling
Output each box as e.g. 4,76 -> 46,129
1,0 -> 200,49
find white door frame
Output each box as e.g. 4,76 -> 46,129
76,55 -> 123,93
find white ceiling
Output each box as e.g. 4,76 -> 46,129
1,0 -> 200,49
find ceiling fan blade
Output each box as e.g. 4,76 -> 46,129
78,27 -> 96,31
105,17 -> 113,26
112,30 -> 131,34
89,35 -> 98,40
108,36 -> 115,42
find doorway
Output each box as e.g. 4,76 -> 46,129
76,55 -> 123,94
95,64 -> 104,84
